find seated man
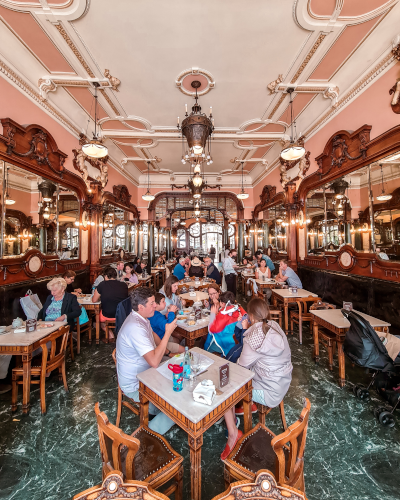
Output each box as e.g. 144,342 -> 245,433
116,287 -> 177,435
150,293 -> 184,345
203,256 -> 222,284
254,250 -> 275,273
173,257 -> 186,280
276,259 -> 303,288
376,247 -> 389,261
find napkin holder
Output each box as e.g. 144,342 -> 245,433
189,292 -> 197,297
193,380 -> 216,406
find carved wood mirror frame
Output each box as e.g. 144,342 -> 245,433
0,118 -> 90,284
297,123 -> 400,282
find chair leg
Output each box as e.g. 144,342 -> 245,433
290,318 -> 294,334
77,321 -> 81,355
61,360 -> 68,392
278,314 -> 282,328
299,318 -> 303,344
258,409 -> 266,426
40,374 -> 46,414
328,343 -> 334,371
174,465 -> 183,500
224,467 -> 231,490
279,400 -> 288,431
116,386 -> 123,427
105,323 -> 109,344
69,331 -> 74,361
11,373 -> 18,411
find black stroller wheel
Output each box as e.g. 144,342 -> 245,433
353,385 -> 369,400
374,406 -> 395,427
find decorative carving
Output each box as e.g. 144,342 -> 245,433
392,41 -> 400,61
279,138 -> 311,188
267,74 -> 283,94
389,79 -> 400,114
104,69 -> 121,91
113,184 -> 131,205
291,33 -> 327,84
323,86 -> 339,107
96,162 -> 108,189
175,67 -> 215,96
72,136 -> 109,191
330,133 -> 366,170
38,78 -> 57,101
54,23 -> 95,78
268,93 -> 286,119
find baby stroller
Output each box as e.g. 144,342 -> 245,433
341,308 -> 400,427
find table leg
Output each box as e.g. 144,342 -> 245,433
313,321 -> 320,363
186,338 -> 195,349
242,391 -> 252,434
139,392 -> 149,426
284,303 -> 289,333
337,340 -> 346,388
21,353 -> 32,414
188,434 -> 203,500
95,309 -> 100,345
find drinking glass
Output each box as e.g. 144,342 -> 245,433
343,301 -> 353,311
191,353 -> 202,384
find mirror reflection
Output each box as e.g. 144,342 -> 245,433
306,150 -> 400,261
1,162 -> 80,258
101,202 -> 135,255
263,203 -> 287,253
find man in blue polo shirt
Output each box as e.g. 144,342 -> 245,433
254,250 -> 275,273
277,260 -> 303,288
173,257 -> 186,280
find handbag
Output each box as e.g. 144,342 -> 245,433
20,290 -> 43,320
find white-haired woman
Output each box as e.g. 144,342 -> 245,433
37,277 -> 81,331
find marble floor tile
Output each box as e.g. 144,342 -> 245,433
0,325 -> 399,500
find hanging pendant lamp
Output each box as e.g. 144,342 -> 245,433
142,161 -> 155,201
376,164 -> 392,201
280,88 -> 305,162
237,161 -> 249,200
82,82 -> 108,159
5,167 -> 15,205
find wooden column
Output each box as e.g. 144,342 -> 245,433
147,221 -> 155,273
237,220 -> 245,263
285,182 -> 298,270
223,218 -> 229,247
88,184 -> 102,283
165,228 -> 171,260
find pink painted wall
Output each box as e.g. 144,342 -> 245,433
0,77 -> 138,201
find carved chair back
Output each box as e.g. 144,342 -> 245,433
295,298 -> 321,315
39,324 -> 70,373
212,470 -> 307,500
95,402 -> 140,480
309,301 -> 336,311
272,398 -> 311,489
72,470 -> 170,500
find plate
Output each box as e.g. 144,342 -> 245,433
37,323 -> 54,329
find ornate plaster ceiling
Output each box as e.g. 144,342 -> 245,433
0,0 -> 399,189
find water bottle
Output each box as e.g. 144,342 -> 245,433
183,347 -> 191,379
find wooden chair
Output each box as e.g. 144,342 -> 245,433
213,470 -> 307,500
104,319 -> 116,343
255,401 -> 287,431
289,297 -> 321,344
95,403 -> 183,499
309,301 -> 337,371
73,470 -> 170,500
69,313 -> 92,359
12,325 -> 70,414
112,349 -> 139,426
224,398 -> 311,493
257,291 -> 282,327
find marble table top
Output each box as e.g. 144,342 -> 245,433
77,295 -> 101,305
138,276 -> 152,281
179,291 -> 209,302
137,347 -> 254,424
310,308 -> 391,328
255,278 -> 277,285
178,280 -> 211,288
176,316 -> 210,332
0,321 -> 67,347
273,288 -> 318,298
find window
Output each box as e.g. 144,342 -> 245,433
154,226 -> 158,253
190,222 -> 200,237
143,223 -> 148,252
177,229 -> 186,248
116,224 -> 126,248
103,228 -> 114,252
64,227 -> 79,250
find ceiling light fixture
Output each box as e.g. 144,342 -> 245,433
142,160 -> 155,201
82,82 -> 108,158
376,163 -> 392,201
237,162 -> 249,200
280,88 -> 305,162
38,179 -> 56,202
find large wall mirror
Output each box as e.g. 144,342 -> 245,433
0,161 -> 80,259
101,202 -> 135,255
305,150 -> 400,261
263,203 -> 287,253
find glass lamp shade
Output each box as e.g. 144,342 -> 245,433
142,190 -> 155,201
193,145 -> 203,155
193,193 -> 201,199
43,213 -> 50,219
5,196 -> 15,205
195,210 -> 200,216
280,145 -> 305,161
193,165 -> 201,174
376,193 -> 392,201
237,190 -> 249,200
74,221 -> 80,227
192,174 -> 203,187
82,140 -> 108,159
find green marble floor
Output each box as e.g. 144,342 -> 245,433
0,327 -> 399,500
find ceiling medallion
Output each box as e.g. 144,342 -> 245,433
175,67 -> 215,97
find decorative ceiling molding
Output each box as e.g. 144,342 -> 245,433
0,56 -> 81,136
175,67 -> 215,96
270,81 -> 340,107
290,32 -> 327,84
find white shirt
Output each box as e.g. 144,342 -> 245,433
223,256 -> 237,275
116,310 -> 156,394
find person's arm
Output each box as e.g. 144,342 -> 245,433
255,269 -> 259,279
267,267 -> 271,279
237,340 -> 259,368
143,319 -> 177,367
92,289 -> 101,302
278,274 -> 289,282
58,295 -> 81,322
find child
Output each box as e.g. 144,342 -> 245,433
150,293 -> 184,348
